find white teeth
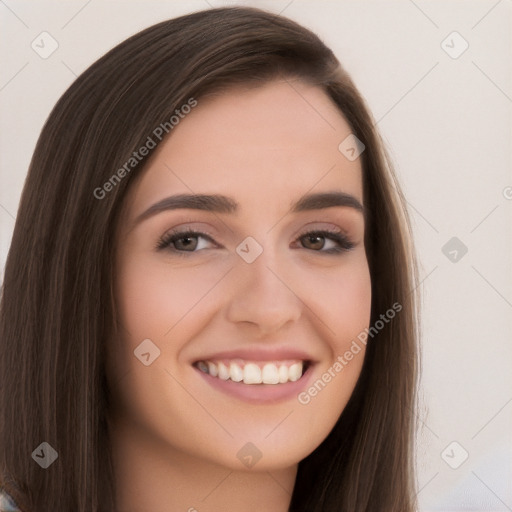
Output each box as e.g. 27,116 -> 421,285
197,360 -> 306,384
229,362 -> 243,382
218,362 -> 230,380
261,363 -> 279,384
243,363 -> 262,384
207,361 -> 218,377
288,363 -> 302,382
278,364 -> 289,383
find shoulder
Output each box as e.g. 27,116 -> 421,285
0,488 -> 21,512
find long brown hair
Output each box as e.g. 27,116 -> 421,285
0,6 -> 419,511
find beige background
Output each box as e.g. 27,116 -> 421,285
1,1 -> 511,510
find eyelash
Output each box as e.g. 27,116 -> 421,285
155,227 -> 355,256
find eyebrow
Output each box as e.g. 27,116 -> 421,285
133,191 -> 364,225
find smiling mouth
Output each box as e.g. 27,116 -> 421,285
193,359 -> 311,385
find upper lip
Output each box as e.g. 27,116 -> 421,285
193,347 -> 316,363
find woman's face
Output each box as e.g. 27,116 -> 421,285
108,79 -> 372,471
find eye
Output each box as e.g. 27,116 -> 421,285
297,229 -> 355,254
156,227 -> 355,256
156,228 -> 216,253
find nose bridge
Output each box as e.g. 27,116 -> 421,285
244,245 -> 286,296
225,237 -> 302,333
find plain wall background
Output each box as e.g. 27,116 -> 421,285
1,1 -> 511,510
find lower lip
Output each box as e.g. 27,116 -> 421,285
194,364 -> 315,404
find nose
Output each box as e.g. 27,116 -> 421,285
225,245 -> 302,337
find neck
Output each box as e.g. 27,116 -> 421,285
109,416 -> 297,512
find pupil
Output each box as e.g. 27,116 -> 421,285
178,236 -> 196,250
307,234 -> 324,249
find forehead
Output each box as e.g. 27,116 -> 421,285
123,80 -> 363,220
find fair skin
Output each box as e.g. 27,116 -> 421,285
106,79 -> 372,512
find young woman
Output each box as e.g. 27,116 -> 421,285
0,6 -> 419,511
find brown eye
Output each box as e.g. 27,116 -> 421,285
173,235 -> 199,251
301,233 -> 326,250
296,230 -> 355,254
156,229 -> 217,253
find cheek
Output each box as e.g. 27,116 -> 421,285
107,254 -> 229,439
286,258 -> 371,439
332,266 -> 372,349
107,252 -> 225,404
115,255 -> 227,342
305,256 -> 372,353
